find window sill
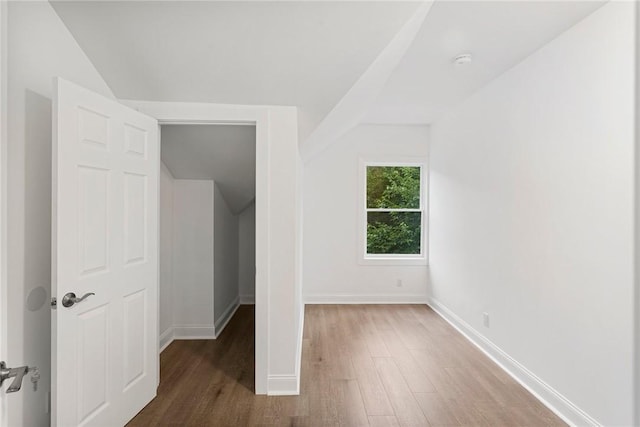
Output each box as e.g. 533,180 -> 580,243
358,256 -> 428,267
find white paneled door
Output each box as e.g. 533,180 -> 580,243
52,78 -> 159,427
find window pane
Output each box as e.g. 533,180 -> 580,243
367,166 -> 420,209
367,212 -> 421,255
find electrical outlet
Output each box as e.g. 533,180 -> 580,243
396,279 -> 403,287
483,312 -> 490,328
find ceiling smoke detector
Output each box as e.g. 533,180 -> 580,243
453,53 -> 473,65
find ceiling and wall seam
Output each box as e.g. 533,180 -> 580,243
300,0 -> 434,164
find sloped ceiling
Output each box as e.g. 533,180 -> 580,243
51,0 -> 608,170
50,0 -> 421,140
363,0 -> 605,124
161,124 -> 256,214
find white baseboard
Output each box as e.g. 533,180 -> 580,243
240,294 -> 255,304
304,294 -> 428,304
215,296 -> 240,338
159,327 -> 174,353
172,325 -> 216,340
265,303 -> 304,396
159,324 -> 216,353
158,298 -> 241,354
426,297 -> 601,427
294,303 -> 305,394
267,375 -> 299,396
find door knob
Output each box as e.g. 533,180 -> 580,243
0,362 -> 38,393
61,292 -> 95,308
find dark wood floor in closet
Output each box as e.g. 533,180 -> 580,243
127,304 -> 565,426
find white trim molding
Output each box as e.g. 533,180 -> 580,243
158,325 -> 218,353
159,328 -> 174,353
267,305 -> 305,396
159,297 -> 242,352
123,100 -> 285,395
634,2 -> 640,424
0,2 -> 8,424
358,156 -> 429,267
267,375 -> 299,396
427,297 -> 601,427
214,297 -> 240,338
295,303 -> 305,394
304,294 -> 428,305
240,294 -> 255,305
129,100 -> 303,396
172,325 -> 216,340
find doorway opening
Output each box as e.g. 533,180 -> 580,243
158,123 -> 257,390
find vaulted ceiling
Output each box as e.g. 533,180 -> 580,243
50,0 -> 421,141
50,0 -> 606,206
52,0 -> 605,146
363,0 -> 605,125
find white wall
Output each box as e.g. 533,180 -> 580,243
303,124 -> 429,303
6,2 -> 114,426
159,163 -> 174,347
172,180 -> 215,338
266,108 -> 304,393
162,176 -> 243,344
429,3 -> 635,426
238,201 -> 256,303
213,184 -> 240,330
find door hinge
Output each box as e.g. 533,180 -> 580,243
51,297 -> 57,309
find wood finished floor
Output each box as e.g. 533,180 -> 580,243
127,305 -> 566,426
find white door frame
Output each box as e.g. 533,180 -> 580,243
635,3 -> 640,424
123,101 -> 273,394
0,0 -> 8,423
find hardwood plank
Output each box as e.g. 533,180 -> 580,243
365,305 -> 396,333
408,305 -> 455,340
474,399 -> 526,426
358,305 -> 392,357
379,327 -> 437,393
305,364 -> 340,427
444,367 -> 493,401
127,305 -> 566,427
409,348 -> 463,399
446,396 -> 491,427
351,354 -> 395,416
335,379 -> 370,426
387,305 -> 433,351
369,415 -> 401,427
374,357 -> 430,426
413,393 -> 460,426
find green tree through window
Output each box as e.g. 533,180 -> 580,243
366,166 -> 422,255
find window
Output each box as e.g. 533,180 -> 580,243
361,161 -> 427,264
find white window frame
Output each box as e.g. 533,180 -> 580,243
358,157 -> 428,266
